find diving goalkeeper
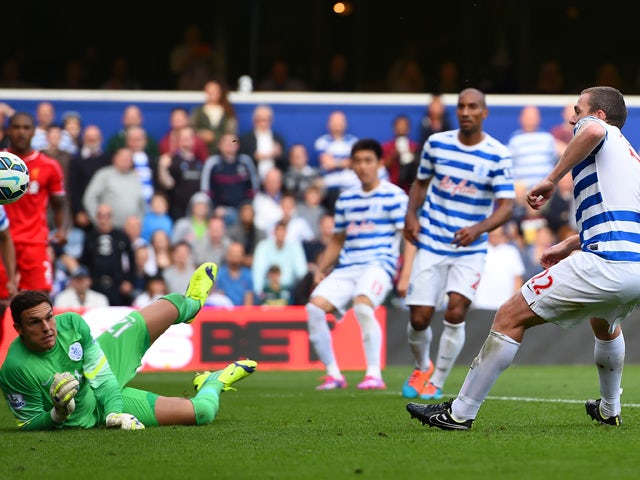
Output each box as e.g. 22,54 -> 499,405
0,262 -> 257,430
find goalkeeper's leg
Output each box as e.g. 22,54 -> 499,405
139,262 -> 218,344
122,387 -> 220,426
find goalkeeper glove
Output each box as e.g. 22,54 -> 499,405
49,372 -> 80,424
106,413 -> 145,430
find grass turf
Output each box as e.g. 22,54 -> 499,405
2,365 -> 640,479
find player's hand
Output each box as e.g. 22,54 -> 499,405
49,372 -> 79,423
106,413 -> 146,430
527,179 -> 556,210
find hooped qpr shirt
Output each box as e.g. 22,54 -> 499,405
572,116 -> 640,261
415,130 -> 515,257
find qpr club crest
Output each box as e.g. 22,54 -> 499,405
68,342 -> 83,361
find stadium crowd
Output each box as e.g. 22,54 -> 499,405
0,90 -> 578,313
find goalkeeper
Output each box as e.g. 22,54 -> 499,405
0,262 -> 257,430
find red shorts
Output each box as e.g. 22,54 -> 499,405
0,242 -> 52,297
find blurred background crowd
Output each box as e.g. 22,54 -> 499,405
0,0 -> 635,311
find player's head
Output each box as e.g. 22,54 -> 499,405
579,86 -> 627,129
456,88 -> 488,137
351,138 -> 382,191
10,290 -> 57,352
7,112 -> 36,154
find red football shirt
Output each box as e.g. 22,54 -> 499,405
4,150 -> 66,244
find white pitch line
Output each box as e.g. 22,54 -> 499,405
472,394 -> 640,408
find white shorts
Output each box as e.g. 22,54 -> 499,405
310,265 -> 392,317
405,249 -> 485,307
521,251 -> 640,332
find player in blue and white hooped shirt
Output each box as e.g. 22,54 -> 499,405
407,86 -> 640,430
306,138 -> 410,391
402,88 -> 515,401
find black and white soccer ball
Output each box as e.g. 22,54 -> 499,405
0,152 -> 30,205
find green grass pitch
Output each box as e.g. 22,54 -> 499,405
2,365 -> 640,480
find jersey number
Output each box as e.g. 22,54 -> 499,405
528,269 -> 553,295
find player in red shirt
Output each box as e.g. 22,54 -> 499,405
0,112 -> 68,297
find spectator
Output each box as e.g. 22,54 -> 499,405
381,114 -> 420,193
551,103 -> 575,157
417,94 -> 452,148
157,125 -> 204,222
105,104 -> 159,158
162,241 -> 197,294
257,59 -> 308,92
41,125 -> 73,197
215,241 -> 254,306
169,23 -> 222,91
191,78 -> 238,155
227,201 -> 265,267
435,60 -> 460,93
30,101 -> 76,154
53,265 -> 110,308
68,125 -> 111,230
100,56 -> 141,90
318,52 -> 354,92
296,184 -> 327,240
200,132 -> 259,227
125,125 -> 159,205
132,275 -> 169,308
141,192 -> 173,244
282,144 -> 321,202
192,216 -> 231,267
279,192 -> 314,243
0,102 -> 15,149
540,172 -> 577,241
158,107 -> 209,162
259,265 -> 291,305
171,191 -> 212,247
472,226 -> 525,311
252,221 -> 307,298
83,147 -> 146,230
149,229 -> 173,273
60,111 -> 82,155
252,167 -> 284,236
507,105 -> 558,188
80,203 -> 135,306
238,104 -> 287,180
313,110 -> 359,214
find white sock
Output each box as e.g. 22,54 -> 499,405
594,333 -> 625,417
354,303 -> 382,378
407,323 -> 433,371
452,330 -> 520,420
430,321 -> 465,389
306,303 -> 341,378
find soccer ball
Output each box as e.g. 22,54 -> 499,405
0,152 -> 30,205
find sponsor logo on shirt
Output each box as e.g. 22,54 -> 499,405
8,393 -> 25,410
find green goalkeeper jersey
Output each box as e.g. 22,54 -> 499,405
0,312 -> 124,430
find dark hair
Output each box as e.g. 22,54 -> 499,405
351,138 -> 382,160
8,111 -> 35,127
581,86 -> 627,128
10,291 -> 52,325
